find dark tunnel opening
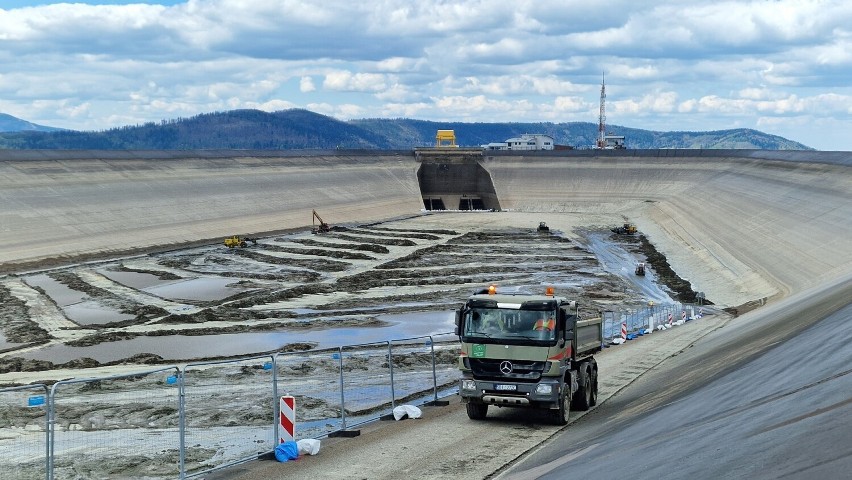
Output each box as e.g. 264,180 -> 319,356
416,149 -> 501,211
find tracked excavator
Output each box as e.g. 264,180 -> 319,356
312,209 -> 331,234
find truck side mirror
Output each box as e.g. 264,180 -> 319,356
454,310 -> 462,336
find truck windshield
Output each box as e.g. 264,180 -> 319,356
464,307 -> 557,343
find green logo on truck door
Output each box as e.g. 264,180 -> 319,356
472,344 -> 486,358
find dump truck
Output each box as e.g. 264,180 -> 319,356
456,286 -> 602,425
224,235 -> 258,248
635,262 -> 646,276
611,223 -> 637,235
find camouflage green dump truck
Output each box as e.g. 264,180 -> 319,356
455,286 -> 603,425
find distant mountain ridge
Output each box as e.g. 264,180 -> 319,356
0,113 -> 64,133
0,109 -> 812,150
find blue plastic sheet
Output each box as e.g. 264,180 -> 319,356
275,441 -> 299,462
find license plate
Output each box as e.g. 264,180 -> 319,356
495,384 -> 517,391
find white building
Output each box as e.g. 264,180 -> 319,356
604,134 -> 626,149
482,133 -> 554,151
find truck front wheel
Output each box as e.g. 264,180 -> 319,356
551,389 -> 570,426
466,402 -> 488,420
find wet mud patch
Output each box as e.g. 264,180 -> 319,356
230,249 -> 351,272
360,226 -> 459,236
327,233 -> 417,246
288,237 -> 390,254
229,284 -> 337,309
0,284 -> 51,344
260,244 -> 375,260
627,234 -> 713,304
153,306 -> 273,325
447,230 -> 574,245
342,227 -> 442,241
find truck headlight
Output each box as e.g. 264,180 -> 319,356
535,384 -> 553,395
461,380 -> 477,390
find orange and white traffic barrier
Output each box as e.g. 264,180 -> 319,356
667,312 -> 673,327
621,322 -> 627,341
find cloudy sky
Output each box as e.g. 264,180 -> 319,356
1,0 -> 851,150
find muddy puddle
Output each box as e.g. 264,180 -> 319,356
98,268 -> 176,290
142,276 -> 256,302
24,274 -> 87,306
0,332 -> 24,352
0,216 -> 692,373
19,310 -> 456,363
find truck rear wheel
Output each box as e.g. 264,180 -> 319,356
572,366 -> 592,411
589,367 -> 598,407
466,402 -> 488,420
551,389 -> 570,426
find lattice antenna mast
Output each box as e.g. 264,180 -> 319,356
597,72 -> 606,149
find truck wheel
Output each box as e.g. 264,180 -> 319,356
589,368 -> 599,407
466,402 -> 488,420
572,366 -> 592,411
552,389 -> 570,426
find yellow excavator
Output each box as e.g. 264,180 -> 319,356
224,235 -> 258,248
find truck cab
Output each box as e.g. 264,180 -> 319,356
456,286 -> 602,425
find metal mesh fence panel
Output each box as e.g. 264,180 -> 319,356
0,384 -> 49,480
181,355 -> 275,478
431,333 -> 462,398
274,348 -> 344,440
339,342 -> 395,429
389,336 -> 445,407
49,367 -> 181,480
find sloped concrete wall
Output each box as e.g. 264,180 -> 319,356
485,151 -> 852,306
0,151 -> 423,270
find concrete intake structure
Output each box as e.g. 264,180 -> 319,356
1,148 -> 850,308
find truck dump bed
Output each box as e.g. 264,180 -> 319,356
574,317 -> 603,357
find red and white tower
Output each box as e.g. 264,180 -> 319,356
597,72 -> 606,149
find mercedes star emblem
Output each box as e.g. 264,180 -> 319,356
499,361 -> 513,374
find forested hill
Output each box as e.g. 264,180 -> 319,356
0,108 -> 812,150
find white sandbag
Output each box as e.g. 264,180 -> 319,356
392,404 -> 422,421
297,438 -> 321,456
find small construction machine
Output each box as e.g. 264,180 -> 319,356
224,235 -> 258,248
312,209 -> 331,234
611,223 -> 637,235
537,222 -> 550,233
635,262 -> 646,276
